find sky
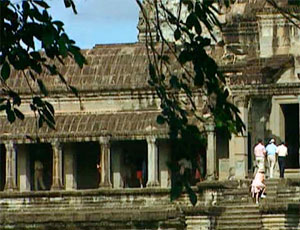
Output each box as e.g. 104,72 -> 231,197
48,0 -> 140,49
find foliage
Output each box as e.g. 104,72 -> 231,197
136,0 -> 243,205
0,0 -> 86,130
137,0 -> 300,205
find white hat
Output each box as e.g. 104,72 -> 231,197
270,139 -> 275,143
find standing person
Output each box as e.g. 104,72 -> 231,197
276,141 -> 288,178
266,138 -> 277,178
34,160 -> 46,190
254,138 -> 266,175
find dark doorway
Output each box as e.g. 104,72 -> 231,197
0,145 -> 6,191
281,103 -> 299,168
118,140 -> 148,188
75,142 -> 99,189
28,143 -> 53,190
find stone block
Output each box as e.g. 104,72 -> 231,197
219,158 -> 230,180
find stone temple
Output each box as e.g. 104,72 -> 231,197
0,1 -> 300,229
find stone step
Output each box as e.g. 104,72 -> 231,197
217,220 -> 262,227
262,226 -> 300,230
216,224 -> 262,230
218,214 -> 261,220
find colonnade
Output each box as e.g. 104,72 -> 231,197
1,136 -> 165,192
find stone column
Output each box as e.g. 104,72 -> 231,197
4,141 -> 17,191
64,144 -> 77,190
99,137 -> 112,188
51,140 -> 63,190
206,122 -> 217,180
17,145 -> 30,192
229,96 -> 248,179
146,137 -> 159,187
159,140 -> 171,188
298,96 -> 300,168
111,145 -> 122,189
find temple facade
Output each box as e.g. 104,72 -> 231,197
0,1 -> 300,229
0,0 -> 300,193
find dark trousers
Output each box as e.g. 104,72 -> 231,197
278,156 -> 286,178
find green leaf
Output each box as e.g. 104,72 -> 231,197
30,103 -> 37,111
186,13 -> 197,30
33,0 -> 50,9
0,105 -> 6,111
42,28 -> 55,47
186,184 -> 197,206
170,181 -> 183,202
1,62 -> 10,81
156,115 -> 165,125
37,79 -> 48,96
53,21 -> 64,29
174,28 -> 181,41
9,91 -> 21,106
6,109 -> 16,123
149,63 -> 156,79
0,98 -> 6,104
38,116 -> 44,128
14,108 -> 24,120
69,85 -> 79,97
64,0 -> 71,8
45,101 -> 54,115
30,51 -> 42,61
33,97 -> 44,107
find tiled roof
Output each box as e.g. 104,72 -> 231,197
0,111 -> 169,141
223,55 -> 295,86
6,43 -> 296,95
7,43 -> 151,95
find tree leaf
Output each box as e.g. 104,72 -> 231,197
37,79 -> 48,96
6,109 -> 16,123
38,116 -> 44,128
0,105 -> 6,111
33,0 -> 50,9
14,108 -> 24,120
156,115 -> 165,125
45,101 -> 54,115
174,28 -> 181,41
1,62 -> 10,81
186,184 -> 197,206
69,85 -> 79,97
33,97 -> 44,107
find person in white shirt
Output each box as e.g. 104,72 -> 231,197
276,142 -> 288,178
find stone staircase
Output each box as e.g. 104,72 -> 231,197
1,179 -> 300,230
215,178 -> 300,230
216,204 -> 262,230
216,184 -> 262,230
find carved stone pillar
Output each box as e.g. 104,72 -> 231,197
229,96 -> 248,179
146,137 -> 159,187
64,144 -> 77,190
99,137 -> 112,188
4,141 -> 17,191
206,122 -> 217,180
51,140 -> 63,190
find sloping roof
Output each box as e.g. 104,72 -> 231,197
7,43 -> 151,95
0,111 -> 169,142
6,43 -> 297,95
222,55 -> 295,86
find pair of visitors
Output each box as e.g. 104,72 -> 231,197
254,138 -> 266,175
266,139 -> 277,178
251,169 -> 266,204
277,142 -> 288,178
